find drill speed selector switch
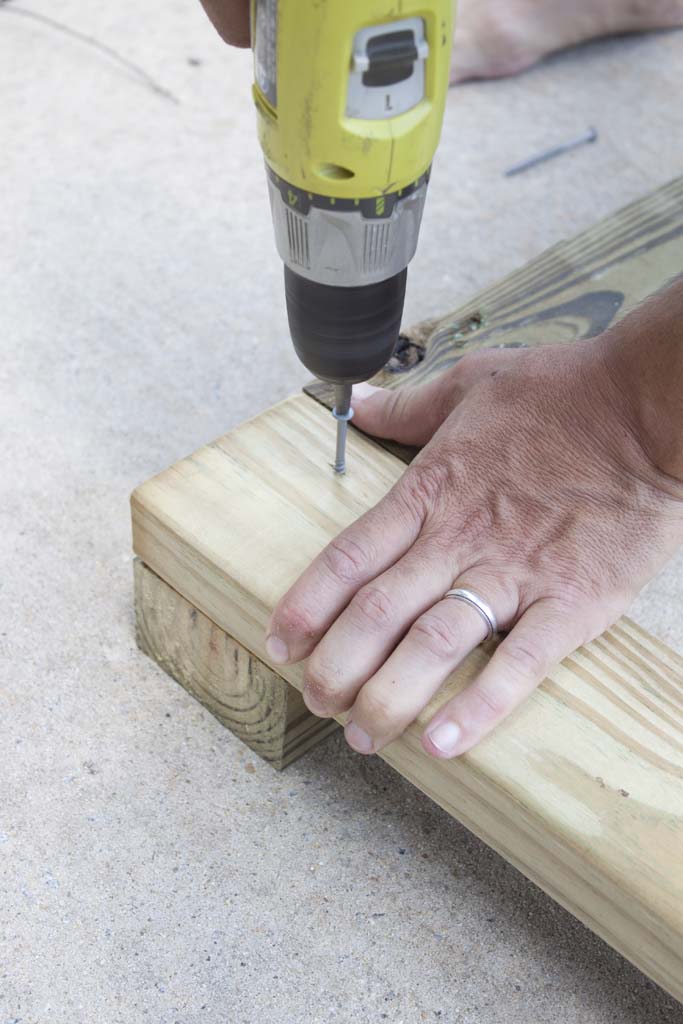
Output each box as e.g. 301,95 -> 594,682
347,18 -> 429,120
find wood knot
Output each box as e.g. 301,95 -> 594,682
386,334 -> 425,373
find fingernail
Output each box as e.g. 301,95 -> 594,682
265,634 -> 289,665
345,721 -> 374,754
427,720 -> 461,756
352,382 -> 379,404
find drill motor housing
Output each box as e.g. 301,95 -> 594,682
252,0 -> 453,385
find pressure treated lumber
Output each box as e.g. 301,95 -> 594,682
396,174 -> 683,375
306,175 -> 683,460
131,395 -> 683,1003
134,557 -> 338,768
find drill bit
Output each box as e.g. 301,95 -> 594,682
332,382 -> 353,475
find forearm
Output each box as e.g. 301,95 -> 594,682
600,277 -> 683,483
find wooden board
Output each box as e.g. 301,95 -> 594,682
131,395 -> 683,1002
134,557 -> 338,769
306,175 -> 683,461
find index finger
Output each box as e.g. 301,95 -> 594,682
265,481 -> 424,665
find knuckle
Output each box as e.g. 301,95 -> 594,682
275,602 -> 317,641
385,388 -> 407,423
470,683 -> 507,721
502,638 -> 545,680
411,612 -> 459,660
350,586 -> 395,631
401,459 -> 451,519
303,665 -> 338,713
355,689 -> 395,732
542,592 -> 579,616
322,534 -> 371,585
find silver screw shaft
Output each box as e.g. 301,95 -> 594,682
332,383 -> 353,475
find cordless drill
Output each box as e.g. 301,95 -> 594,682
251,0 -> 453,471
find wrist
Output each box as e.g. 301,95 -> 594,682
597,279 -> 683,487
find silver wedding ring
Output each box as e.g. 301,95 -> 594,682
444,587 -> 498,640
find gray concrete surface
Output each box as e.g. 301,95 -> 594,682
2,3 -> 683,1022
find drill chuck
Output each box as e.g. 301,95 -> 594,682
283,267 -> 407,385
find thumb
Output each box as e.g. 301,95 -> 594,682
351,378 -> 454,446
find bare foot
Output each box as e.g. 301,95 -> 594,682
451,0 -> 683,82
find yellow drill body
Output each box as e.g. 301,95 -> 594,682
252,0 -> 453,200
250,0 -> 454,472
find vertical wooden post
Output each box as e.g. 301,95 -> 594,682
134,559 -> 338,769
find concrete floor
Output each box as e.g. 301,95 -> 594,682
2,3 -> 683,1021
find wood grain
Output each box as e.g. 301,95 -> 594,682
306,176 -> 683,456
134,557 -> 338,769
131,395 -> 683,1002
